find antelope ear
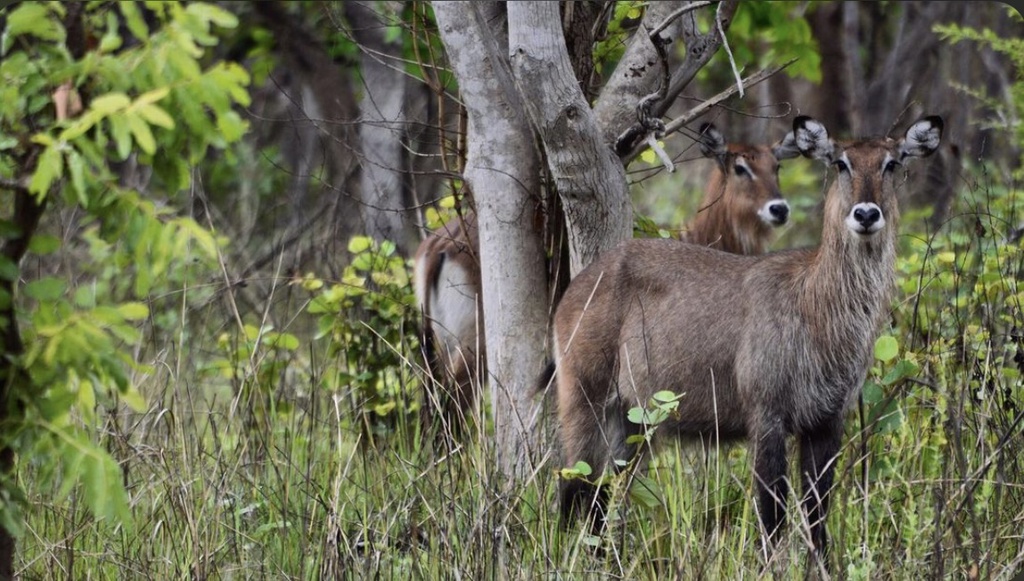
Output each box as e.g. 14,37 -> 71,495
697,123 -> 728,166
771,130 -> 801,160
898,115 -> 943,161
791,116 -> 835,163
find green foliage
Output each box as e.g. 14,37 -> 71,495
593,1 -> 646,78
306,236 -> 420,437
0,1 -> 249,538
721,2 -> 821,82
935,11 -> 1024,178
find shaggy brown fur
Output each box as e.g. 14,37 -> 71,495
552,115 -> 943,567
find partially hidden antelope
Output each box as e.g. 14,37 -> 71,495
551,115 -> 942,565
685,122 -> 793,254
413,211 -> 483,433
415,124 -> 799,433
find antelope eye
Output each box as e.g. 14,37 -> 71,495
734,163 -> 750,177
834,159 -> 849,172
884,159 -> 900,173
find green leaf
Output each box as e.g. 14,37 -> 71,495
133,87 -> 170,108
881,359 -> 920,386
107,114 -> 133,160
24,277 -> 67,301
269,332 -> 299,351
873,335 -> 899,363
117,302 -> 150,321
66,149 -> 87,206
629,474 -> 662,509
119,386 -> 147,412
136,104 -> 175,129
91,93 -> 131,115
348,236 -> 373,254
126,113 -> 156,155
216,110 -> 247,143
29,235 -> 61,255
99,11 -> 123,53
653,390 -> 681,403
119,1 -> 150,40
186,3 -> 239,29
572,461 -> 592,476
29,144 -> 63,196
3,3 -> 65,53
0,257 -> 18,282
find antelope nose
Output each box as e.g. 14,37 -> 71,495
853,205 -> 881,228
768,202 -> 789,224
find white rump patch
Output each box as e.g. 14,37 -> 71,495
431,257 -> 480,357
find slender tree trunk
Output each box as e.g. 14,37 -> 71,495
507,2 -> 632,276
0,181 -> 47,581
346,1 -> 416,254
433,2 -> 549,478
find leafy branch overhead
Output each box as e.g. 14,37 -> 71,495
0,1 -> 251,547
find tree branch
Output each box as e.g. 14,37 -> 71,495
653,0 -> 740,119
623,59 -> 796,166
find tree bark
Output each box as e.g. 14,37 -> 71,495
653,0 -> 740,119
346,1 -> 417,254
592,1 -> 685,146
508,2 -> 632,276
433,2 -> 549,478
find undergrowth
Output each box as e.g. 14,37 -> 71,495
14,169 -> 1024,580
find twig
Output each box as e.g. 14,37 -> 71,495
648,1 -> 714,40
623,59 -> 796,166
0,176 -> 29,194
716,2 -> 743,98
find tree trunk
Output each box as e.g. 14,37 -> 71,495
507,2 -> 632,276
346,1 -> 417,254
433,2 -> 549,478
592,1 -> 685,146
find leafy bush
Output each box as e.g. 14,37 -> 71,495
306,236 -> 420,440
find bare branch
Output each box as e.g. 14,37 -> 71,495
653,0 -> 740,119
0,177 -> 29,195
623,60 -> 796,166
648,1 -> 713,40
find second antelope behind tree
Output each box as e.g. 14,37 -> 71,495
552,115 -> 942,566
414,123 -> 798,432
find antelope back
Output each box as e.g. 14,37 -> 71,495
685,123 -> 802,255
413,213 -> 484,413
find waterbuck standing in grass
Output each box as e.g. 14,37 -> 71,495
414,123 -> 799,434
551,115 -> 943,565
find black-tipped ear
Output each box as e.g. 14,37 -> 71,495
898,115 -> 943,160
790,116 -> 834,163
697,123 -> 727,162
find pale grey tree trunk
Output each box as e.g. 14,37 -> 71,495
507,2 -> 632,276
592,1 -> 685,146
433,2 -> 549,478
347,1 -> 416,254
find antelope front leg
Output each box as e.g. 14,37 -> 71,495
799,420 -> 843,567
753,418 -> 789,551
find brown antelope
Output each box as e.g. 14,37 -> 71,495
686,123 -> 792,254
552,115 -> 942,566
415,124 -> 798,431
413,211 -> 483,432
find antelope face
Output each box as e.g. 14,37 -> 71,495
787,116 -> 943,239
698,124 -> 791,229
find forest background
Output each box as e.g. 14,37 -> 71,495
0,1 -> 1023,579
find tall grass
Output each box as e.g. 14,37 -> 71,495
15,170 -> 1024,580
